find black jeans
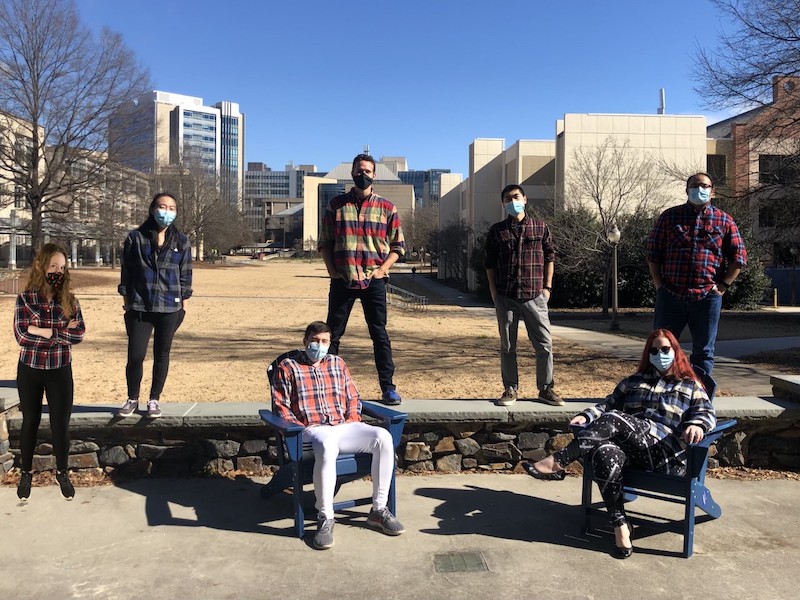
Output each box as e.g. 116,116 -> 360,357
17,362 -> 73,471
554,410 -> 684,527
124,309 -> 184,401
326,277 -> 395,393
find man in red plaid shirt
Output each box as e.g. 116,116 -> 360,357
271,321 -> 404,550
647,172 -> 747,375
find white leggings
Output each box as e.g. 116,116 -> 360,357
302,422 -> 395,520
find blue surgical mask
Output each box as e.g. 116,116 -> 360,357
687,187 -> 711,205
649,348 -> 675,374
504,200 -> 525,217
153,209 -> 177,229
305,341 -> 329,363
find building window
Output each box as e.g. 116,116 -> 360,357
706,154 -> 726,186
759,154 -> 800,185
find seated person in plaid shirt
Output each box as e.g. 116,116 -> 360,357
522,329 -> 716,559
271,321 -> 405,550
647,172 -> 746,376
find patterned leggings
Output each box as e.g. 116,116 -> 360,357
553,410 -> 685,527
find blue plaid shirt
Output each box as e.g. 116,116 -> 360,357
578,370 -> 716,463
118,218 -> 192,313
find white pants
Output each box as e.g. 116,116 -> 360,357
302,422 -> 395,520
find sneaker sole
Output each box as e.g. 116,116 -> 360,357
147,413 -> 162,418
117,411 -> 137,417
312,539 -> 334,550
366,520 -> 405,536
496,399 -> 516,407
539,399 -> 565,406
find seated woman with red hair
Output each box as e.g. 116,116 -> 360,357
522,329 -> 716,559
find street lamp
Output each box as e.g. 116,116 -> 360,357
607,224 -> 621,331
791,246 -> 798,306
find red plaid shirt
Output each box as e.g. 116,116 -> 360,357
14,290 -> 86,369
647,203 -> 747,301
271,351 -> 361,427
484,215 -> 555,300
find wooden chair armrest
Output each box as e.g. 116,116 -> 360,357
259,409 -> 305,461
361,402 -> 408,447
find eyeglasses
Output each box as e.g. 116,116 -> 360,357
649,346 -> 672,355
688,183 -> 712,189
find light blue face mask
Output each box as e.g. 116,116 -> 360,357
154,209 -> 177,228
504,200 -> 525,217
687,186 -> 711,205
305,341 -> 329,363
649,348 -> 675,374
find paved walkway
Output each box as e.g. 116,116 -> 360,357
1,474 -> 798,600
392,271 -> 800,398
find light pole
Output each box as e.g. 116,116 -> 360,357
607,224 -> 621,331
791,246 -> 798,306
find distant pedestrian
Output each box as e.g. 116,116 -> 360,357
647,172 -> 747,375
318,153 -> 405,405
411,266 -> 417,279
484,184 -> 563,407
117,192 -> 192,418
13,243 -> 86,500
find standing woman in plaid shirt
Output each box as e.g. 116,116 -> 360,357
117,193 -> 192,419
13,243 -> 86,500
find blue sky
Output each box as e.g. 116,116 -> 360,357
76,0 -> 732,176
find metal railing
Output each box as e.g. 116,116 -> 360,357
386,283 -> 428,311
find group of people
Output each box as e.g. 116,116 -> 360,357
12,155 -> 745,558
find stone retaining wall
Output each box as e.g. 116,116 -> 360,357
2,417 -> 799,479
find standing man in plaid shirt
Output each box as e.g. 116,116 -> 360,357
647,172 -> 747,376
318,153 -> 405,406
485,184 -> 563,407
271,321 -> 404,550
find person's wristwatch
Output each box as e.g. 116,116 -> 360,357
542,286 -> 552,292
717,281 -> 730,293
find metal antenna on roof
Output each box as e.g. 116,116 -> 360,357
658,89 -> 666,115
363,144 -> 370,155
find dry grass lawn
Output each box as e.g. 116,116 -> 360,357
1,259 -> 795,406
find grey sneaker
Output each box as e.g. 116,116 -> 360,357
147,399 -> 162,418
496,386 -> 517,407
538,386 -> 565,406
366,507 -> 405,536
118,399 -> 139,417
313,517 -> 335,549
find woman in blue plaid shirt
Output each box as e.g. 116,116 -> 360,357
117,193 -> 192,419
13,243 -> 86,500
522,329 -> 716,558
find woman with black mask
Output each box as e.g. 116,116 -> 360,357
117,192 -> 192,419
13,243 -> 86,500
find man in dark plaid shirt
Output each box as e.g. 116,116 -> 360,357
484,184 -> 562,407
647,172 -> 747,375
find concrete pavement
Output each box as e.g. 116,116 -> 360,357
1,473 -> 798,600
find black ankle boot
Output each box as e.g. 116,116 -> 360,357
17,471 -> 32,500
56,470 -> 75,500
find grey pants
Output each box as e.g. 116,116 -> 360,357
494,293 -> 554,392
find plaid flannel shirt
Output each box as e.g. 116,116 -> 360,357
317,190 -> 405,290
118,218 -> 193,313
271,350 -> 362,427
14,290 -> 86,370
578,370 -> 717,464
484,215 -> 555,300
647,202 -> 746,301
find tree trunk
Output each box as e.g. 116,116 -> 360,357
30,203 -> 43,251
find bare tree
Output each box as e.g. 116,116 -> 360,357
403,204 -> 438,259
0,0 -> 151,249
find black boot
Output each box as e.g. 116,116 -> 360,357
56,470 -> 75,500
17,471 -> 32,500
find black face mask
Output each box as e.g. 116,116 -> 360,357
46,272 -> 65,291
353,173 -> 373,190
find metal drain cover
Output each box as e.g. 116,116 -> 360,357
433,551 -> 488,573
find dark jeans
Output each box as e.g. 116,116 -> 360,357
653,287 -> 722,375
326,277 -> 395,393
554,411 -> 683,527
17,362 -> 74,471
124,309 -> 185,401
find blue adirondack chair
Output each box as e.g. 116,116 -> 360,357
259,351 -> 407,538
572,367 -> 736,557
